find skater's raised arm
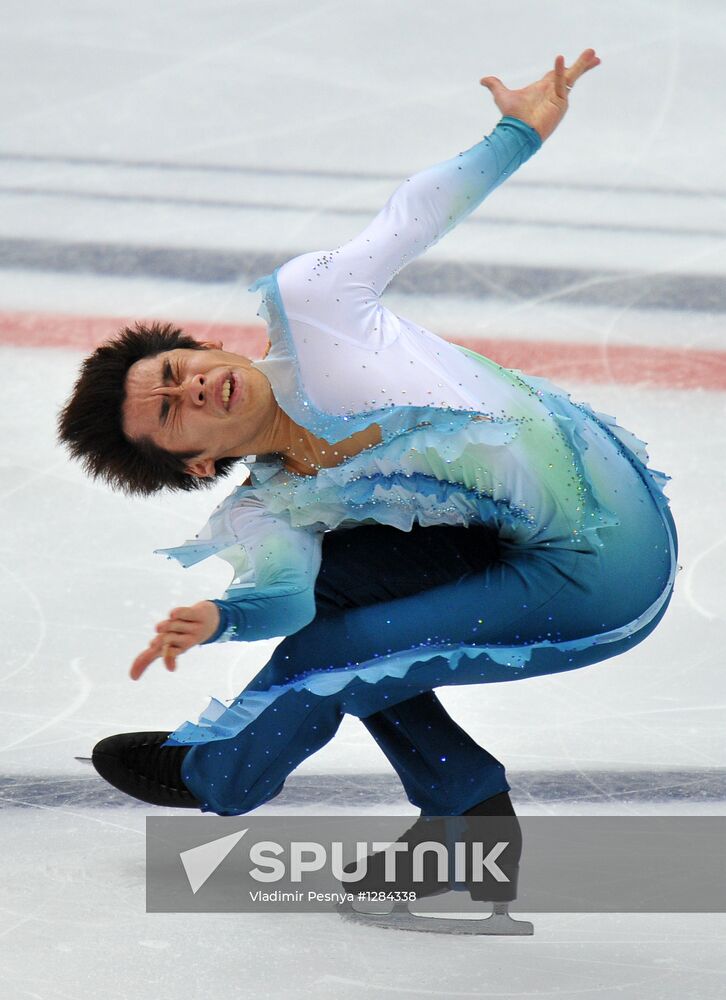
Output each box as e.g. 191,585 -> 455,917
278,50 -> 600,310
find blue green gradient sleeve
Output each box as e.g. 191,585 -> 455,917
159,495 -> 324,644
364,115 -> 542,284
207,586 -> 315,644
277,115 -> 541,311
210,507 -> 322,642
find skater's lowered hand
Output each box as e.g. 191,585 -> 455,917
130,601 -> 220,679
480,49 -> 601,142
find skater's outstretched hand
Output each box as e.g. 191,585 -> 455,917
130,601 -> 220,679
480,49 -> 601,142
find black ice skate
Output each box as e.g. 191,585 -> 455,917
91,731 -> 200,808
340,814 -> 452,900
339,792 -> 533,935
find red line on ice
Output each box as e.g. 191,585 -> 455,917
1,309 -> 724,390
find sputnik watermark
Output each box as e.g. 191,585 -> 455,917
244,838 -> 509,883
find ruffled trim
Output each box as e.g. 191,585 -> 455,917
250,412 -> 528,532
156,407 -> 532,567
158,373 -> 674,571
154,483 -> 254,568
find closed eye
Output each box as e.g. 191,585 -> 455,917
159,359 -> 184,427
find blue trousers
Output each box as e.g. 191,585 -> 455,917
182,496 -> 678,817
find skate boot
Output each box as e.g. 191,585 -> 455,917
340,814 -> 451,903
92,731 -> 200,808
340,793 -> 521,900
339,792 -> 534,934
462,790 -> 522,898
458,790 -> 533,933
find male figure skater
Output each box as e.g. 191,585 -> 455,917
60,53 -> 675,849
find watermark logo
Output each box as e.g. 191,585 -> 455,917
179,831 -> 509,886
180,828 -> 248,894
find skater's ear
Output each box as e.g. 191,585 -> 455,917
199,339 -> 223,351
185,456 -> 217,479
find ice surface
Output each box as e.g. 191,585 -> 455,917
1,1 -> 725,997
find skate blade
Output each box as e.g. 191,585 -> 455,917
339,899 -> 534,936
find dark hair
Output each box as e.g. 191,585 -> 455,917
57,320 -> 240,496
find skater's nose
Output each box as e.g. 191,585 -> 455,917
183,372 -> 207,406
162,373 -> 206,407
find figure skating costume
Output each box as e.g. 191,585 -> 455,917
155,117 -> 678,816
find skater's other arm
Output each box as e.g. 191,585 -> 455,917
208,499 -> 322,644
130,501 -> 322,679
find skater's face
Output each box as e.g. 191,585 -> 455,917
122,345 -> 275,478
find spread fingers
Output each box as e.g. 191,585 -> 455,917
565,48 -> 601,88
